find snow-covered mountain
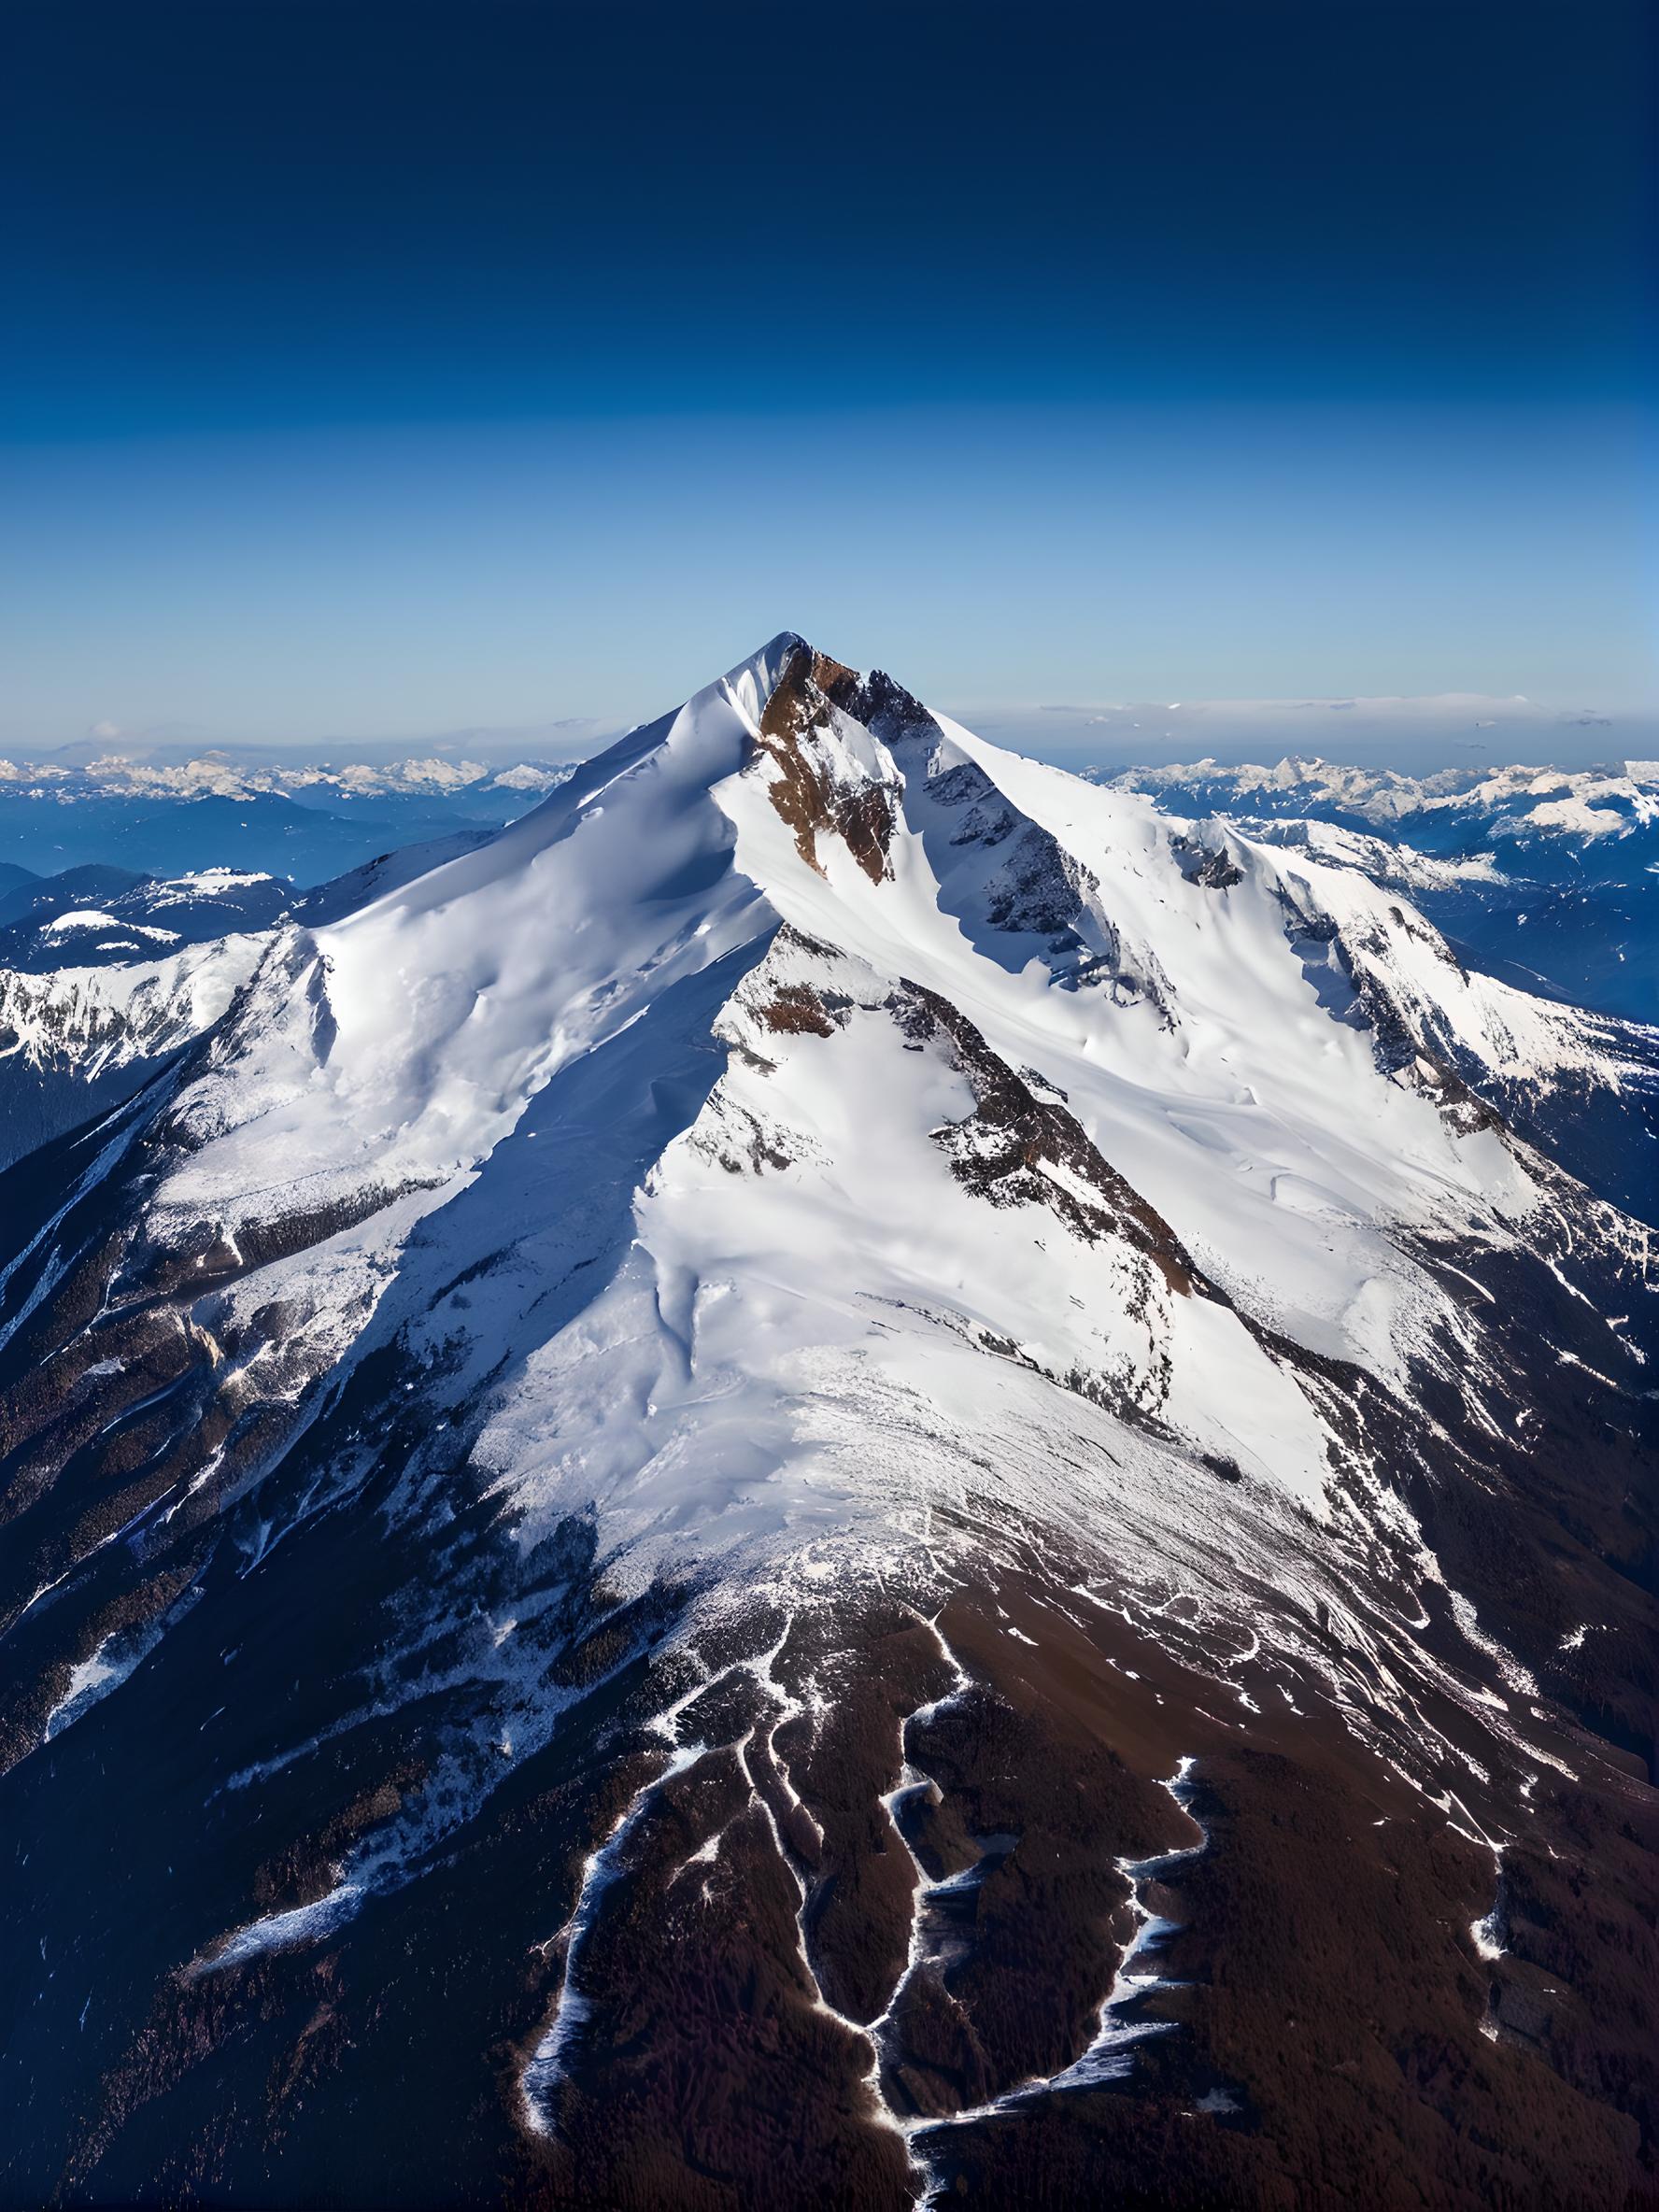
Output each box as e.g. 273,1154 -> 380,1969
1098,757 -> 1659,1038
3,639 -> 1654,2210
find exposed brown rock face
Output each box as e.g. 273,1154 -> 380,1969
755,647 -> 900,885
914,1581 -> 1658,2212
0,983 -> 445,1780
759,982 -> 837,1038
804,655 -> 941,751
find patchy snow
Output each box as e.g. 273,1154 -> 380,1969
906,1752 -> 1210,2171
191,1880 -> 366,1974
1039,1755 -> 1207,2090
150,868 -> 277,900
41,909 -> 123,934
1228,815 -> 1508,891
42,1639 -> 131,1738
1469,1846 -> 1508,1962
43,1596 -> 198,1742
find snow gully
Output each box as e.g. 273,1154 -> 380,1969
518,1657 -> 722,2135
907,1753 -> 1209,2197
518,1614 -> 849,2140
862,1610 -> 977,2167
1041,1754 -> 1206,2090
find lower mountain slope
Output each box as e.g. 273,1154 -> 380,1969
1,638 -> 1653,2210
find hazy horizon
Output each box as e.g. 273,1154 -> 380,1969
5,671 -> 1654,782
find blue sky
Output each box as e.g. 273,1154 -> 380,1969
2,1 -> 1653,756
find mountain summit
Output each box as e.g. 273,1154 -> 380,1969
3,638 -> 1655,2208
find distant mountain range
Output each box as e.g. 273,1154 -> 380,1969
1005,689 -> 1653,776
0,754 -> 574,882
0,751 -> 574,804
1091,754 -> 1659,844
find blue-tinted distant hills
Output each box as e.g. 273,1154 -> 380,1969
0,861 -> 296,972
1418,879 -> 1655,1032
0,791 -> 496,884
0,752 -> 573,883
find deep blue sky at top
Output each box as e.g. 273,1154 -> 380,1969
2,0 -> 1654,752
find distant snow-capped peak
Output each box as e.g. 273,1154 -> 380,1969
1095,753 -> 1659,839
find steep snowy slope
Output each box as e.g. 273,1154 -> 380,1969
0,831 -> 497,1171
2,639 -> 1654,2211
1102,756 -> 1659,1036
